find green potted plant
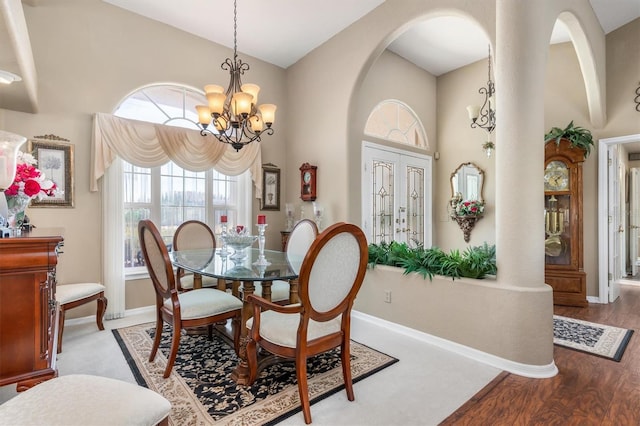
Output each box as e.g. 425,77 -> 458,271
544,120 -> 594,158
367,241 -> 496,280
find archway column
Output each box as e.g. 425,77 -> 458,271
495,0 -> 551,289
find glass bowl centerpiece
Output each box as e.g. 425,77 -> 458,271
223,226 -> 258,260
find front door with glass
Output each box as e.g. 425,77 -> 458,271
362,142 -> 432,247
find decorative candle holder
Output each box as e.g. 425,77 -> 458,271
285,203 -> 295,231
219,220 -> 229,256
253,223 -> 271,266
312,201 -> 323,230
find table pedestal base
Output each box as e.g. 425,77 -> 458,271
230,336 -> 252,385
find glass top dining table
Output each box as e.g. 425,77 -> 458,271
169,248 -> 300,282
169,247 -> 301,385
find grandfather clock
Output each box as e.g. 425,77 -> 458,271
544,138 -> 587,307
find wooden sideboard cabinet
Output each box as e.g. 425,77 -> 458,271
0,229 -> 64,391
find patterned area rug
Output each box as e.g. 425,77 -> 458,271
113,323 -> 398,425
553,315 -> 634,361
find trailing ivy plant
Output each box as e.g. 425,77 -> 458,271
544,120 -> 594,158
368,241 -> 497,280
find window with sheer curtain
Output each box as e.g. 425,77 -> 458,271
113,83 -> 251,275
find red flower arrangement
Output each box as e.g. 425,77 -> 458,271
454,199 -> 485,217
4,152 -> 59,199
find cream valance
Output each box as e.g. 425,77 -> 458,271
91,113 -> 262,197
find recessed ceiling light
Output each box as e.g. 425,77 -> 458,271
0,70 -> 22,85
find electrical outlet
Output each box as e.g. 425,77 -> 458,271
384,290 -> 392,303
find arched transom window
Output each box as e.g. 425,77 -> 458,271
364,99 -> 428,149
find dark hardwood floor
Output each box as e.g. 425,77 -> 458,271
441,284 -> 640,426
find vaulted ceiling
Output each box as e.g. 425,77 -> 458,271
1,0 -> 639,113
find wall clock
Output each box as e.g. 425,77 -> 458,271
300,163 -> 317,201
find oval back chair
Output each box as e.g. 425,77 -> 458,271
172,220 -> 219,291
245,222 -> 368,424
138,219 -> 243,378
246,219 -> 318,303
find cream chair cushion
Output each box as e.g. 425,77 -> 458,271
164,288 -> 242,319
56,282 -> 105,304
246,310 -> 341,348
0,374 -> 171,426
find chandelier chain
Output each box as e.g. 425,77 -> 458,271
233,0 -> 238,61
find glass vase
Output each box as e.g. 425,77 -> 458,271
6,194 -> 31,236
0,131 -> 27,191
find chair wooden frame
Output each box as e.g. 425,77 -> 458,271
138,219 -> 242,378
245,222 -> 368,424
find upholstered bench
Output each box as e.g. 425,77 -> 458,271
56,283 -> 108,353
0,374 -> 171,426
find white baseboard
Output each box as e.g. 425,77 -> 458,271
352,310 -> 558,379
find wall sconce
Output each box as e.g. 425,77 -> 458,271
466,45 -> 496,158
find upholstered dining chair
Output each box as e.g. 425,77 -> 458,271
56,282 -> 107,354
247,218 -> 318,303
245,222 -> 368,424
172,220 -> 219,291
0,374 -> 171,426
138,219 -> 243,378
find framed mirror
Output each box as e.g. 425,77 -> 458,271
451,162 -> 484,202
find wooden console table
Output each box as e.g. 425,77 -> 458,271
0,229 -> 64,391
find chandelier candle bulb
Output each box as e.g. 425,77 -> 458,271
241,84 -> 260,104
258,104 -> 277,126
257,215 -> 266,225
206,92 -> 226,115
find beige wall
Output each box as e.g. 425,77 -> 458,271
1,1 -> 638,318
603,19 -> 640,138
356,50 -> 437,154
436,59 -> 497,250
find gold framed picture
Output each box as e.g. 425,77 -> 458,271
261,163 -> 280,211
28,135 -> 74,208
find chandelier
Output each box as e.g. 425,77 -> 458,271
466,45 -> 496,157
196,0 -> 276,152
